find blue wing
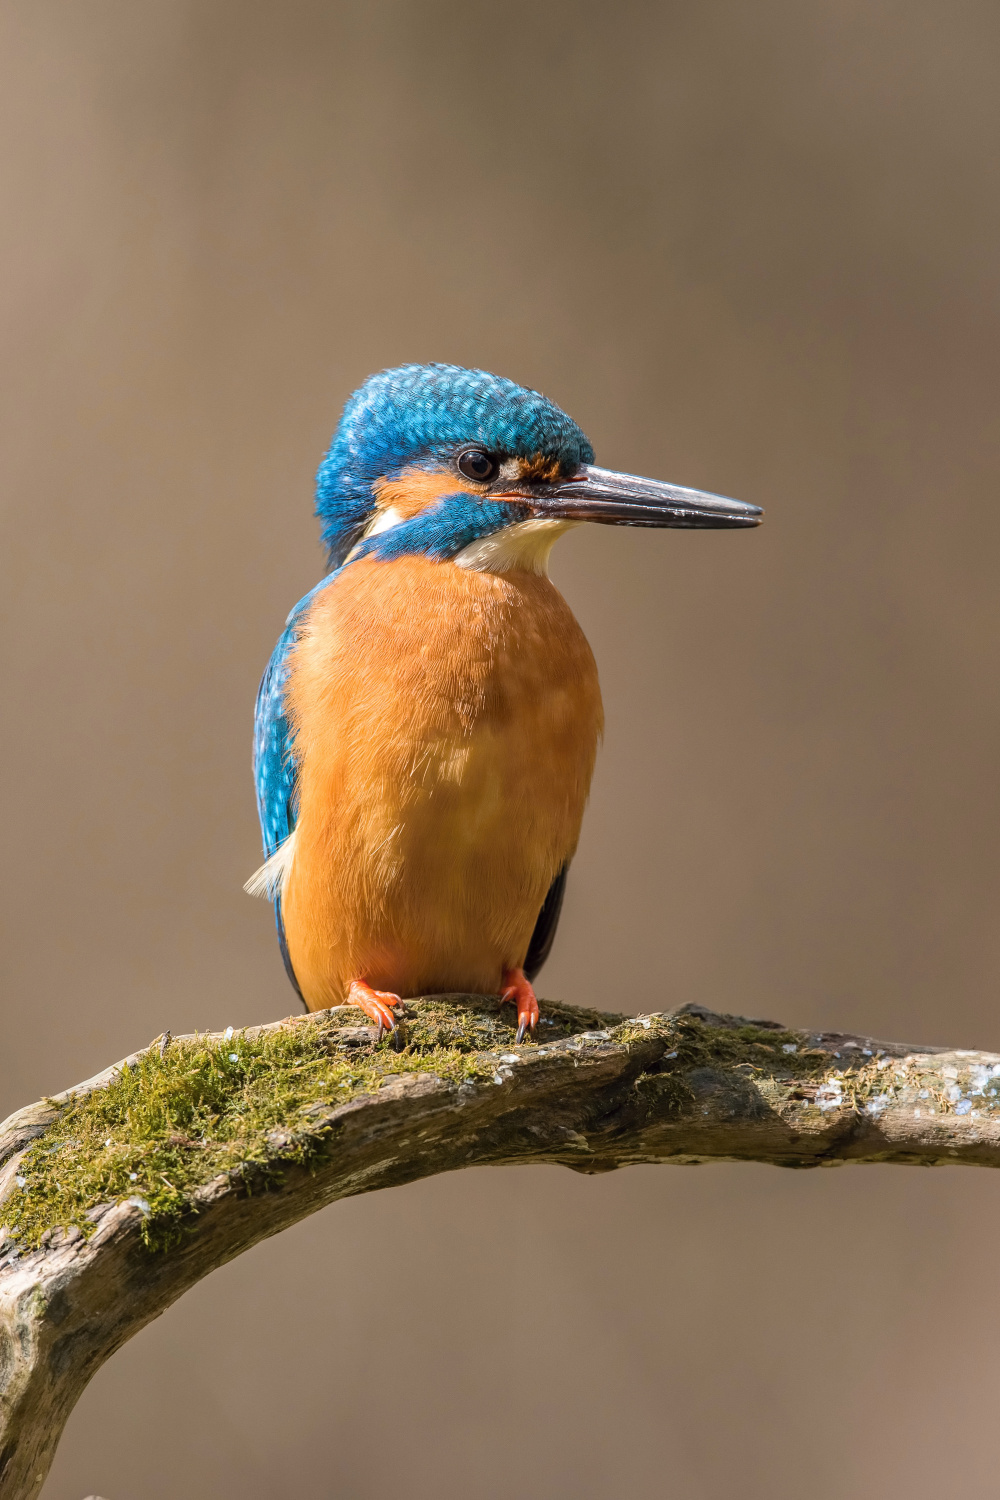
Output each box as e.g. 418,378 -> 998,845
253,626 -> 299,862
252,577 -> 337,1001
253,576 -> 341,856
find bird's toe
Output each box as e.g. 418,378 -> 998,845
501,967 -> 539,1044
347,980 -> 405,1045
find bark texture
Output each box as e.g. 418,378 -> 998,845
1,996 -> 998,1499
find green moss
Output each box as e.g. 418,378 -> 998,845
4,1002 -> 499,1253
672,1017 -> 818,1068
625,1011 -> 829,1073
2,995 -> 617,1255
659,1018 -> 895,1119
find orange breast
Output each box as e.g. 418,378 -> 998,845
280,553 -> 603,1007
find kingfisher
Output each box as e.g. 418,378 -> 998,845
247,364 -> 761,1042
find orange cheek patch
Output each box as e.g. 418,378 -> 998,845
373,466 -> 469,520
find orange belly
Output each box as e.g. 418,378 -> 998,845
281,553 -> 603,1008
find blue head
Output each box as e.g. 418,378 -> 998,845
315,363 -> 761,573
315,364 -> 593,568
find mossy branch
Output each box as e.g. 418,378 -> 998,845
2,995 -> 999,1498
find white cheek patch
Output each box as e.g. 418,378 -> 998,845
364,505 -> 406,538
452,518 -> 578,577
343,504 -> 407,564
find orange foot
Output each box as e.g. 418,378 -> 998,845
500,967 -> 539,1044
348,979 -> 403,1042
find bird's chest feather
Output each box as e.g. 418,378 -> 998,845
285,555 -> 602,881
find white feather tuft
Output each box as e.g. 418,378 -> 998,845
244,830 -> 297,900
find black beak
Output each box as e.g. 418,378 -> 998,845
524,464 -> 763,529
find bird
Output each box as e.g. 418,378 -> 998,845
247,363 -> 761,1043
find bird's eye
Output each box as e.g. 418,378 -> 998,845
456,448 -> 498,483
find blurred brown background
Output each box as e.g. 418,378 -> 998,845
3,1 -> 1000,1496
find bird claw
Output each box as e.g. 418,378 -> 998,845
501,967 -> 539,1044
348,980 -> 405,1046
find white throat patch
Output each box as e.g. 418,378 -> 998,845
452,518 -> 578,577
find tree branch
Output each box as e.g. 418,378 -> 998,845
1,995 -> 998,1498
